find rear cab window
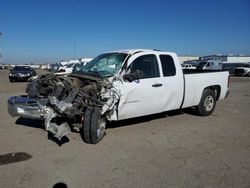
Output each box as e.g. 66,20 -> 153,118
159,55 -> 176,76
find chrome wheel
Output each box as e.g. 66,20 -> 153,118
204,96 -> 214,111
97,118 -> 106,139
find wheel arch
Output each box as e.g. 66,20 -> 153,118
203,85 -> 221,101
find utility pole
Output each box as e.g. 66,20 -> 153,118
73,40 -> 76,60
0,32 -> 2,63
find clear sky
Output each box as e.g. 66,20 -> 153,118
0,0 -> 250,64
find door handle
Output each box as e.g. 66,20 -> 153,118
152,83 -> 163,87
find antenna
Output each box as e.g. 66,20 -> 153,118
73,40 -> 76,59
0,32 -> 2,63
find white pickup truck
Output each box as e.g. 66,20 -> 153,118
8,49 -> 229,144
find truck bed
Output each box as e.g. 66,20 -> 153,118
182,70 -> 229,109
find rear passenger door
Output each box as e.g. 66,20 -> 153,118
159,54 -> 184,111
118,52 -> 165,120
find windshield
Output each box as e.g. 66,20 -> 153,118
77,53 -> 128,77
13,66 -> 31,71
198,62 -> 207,67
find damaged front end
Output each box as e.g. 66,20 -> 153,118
8,73 -> 121,143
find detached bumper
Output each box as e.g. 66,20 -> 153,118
7,96 -> 45,119
8,96 -> 71,140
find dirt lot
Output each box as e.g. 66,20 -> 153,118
0,69 -> 250,187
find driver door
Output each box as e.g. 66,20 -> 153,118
118,52 -> 165,120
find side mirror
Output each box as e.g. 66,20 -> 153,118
123,70 -> 143,82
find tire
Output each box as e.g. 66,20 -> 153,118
90,108 -> 106,144
81,107 -> 106,144
9,79 -> 13,82
81,107 -> 93,144
196,89 -> 216,116
247,72 -> 250,77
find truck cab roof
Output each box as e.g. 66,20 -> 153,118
106,49 -> 174,55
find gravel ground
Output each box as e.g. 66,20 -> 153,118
0,69 -> 249,188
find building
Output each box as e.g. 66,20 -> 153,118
200,54 -> 250,63
178,56 -> 199,63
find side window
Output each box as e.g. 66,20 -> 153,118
130,54 -> 160,79
160,55 -> 176,76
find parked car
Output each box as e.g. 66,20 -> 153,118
56,62 -> 77,74
8,49 -> 229,144
222,63 -> 246,74
196,60 -> 223,70
49,62 -> 66,73
181,63 -> 196,69
234,64 -> 250,77
55,59 -> 92,75
9,66 -> 37,82
183,60 -> 199,67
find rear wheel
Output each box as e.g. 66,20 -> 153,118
81,107 -> 106,144
247,72 -> 250,77
196,89 -> 216,116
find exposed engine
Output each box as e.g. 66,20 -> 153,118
25,73 -> 119,141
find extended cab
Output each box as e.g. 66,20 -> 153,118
8,49 -> 229,144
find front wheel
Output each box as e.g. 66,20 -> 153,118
81,107 -> 106,144
196,89 -> 216,116
90,108 -> 106,144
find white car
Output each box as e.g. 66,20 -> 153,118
8,49 -> 229,144
56,63 -> 78,75
181,63 -> 196,69
55,59 -> 93,75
